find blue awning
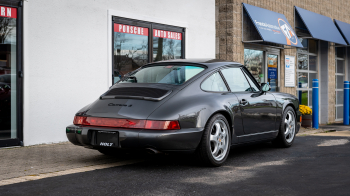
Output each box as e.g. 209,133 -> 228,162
243,3 -> 303,48
295,6 -> 347,45
334,19 -> 350,45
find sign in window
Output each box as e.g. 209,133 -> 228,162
113,23 -> 149,83
153,29 -> 182,62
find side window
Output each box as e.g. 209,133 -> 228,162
201,72 -> 228,92
242,70 -> 260,92
221,68 -> 252,92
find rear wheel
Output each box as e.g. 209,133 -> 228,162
273,106 -> 296,147
196,114 -> 231,167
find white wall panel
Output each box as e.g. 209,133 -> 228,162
23,0 -> 215,145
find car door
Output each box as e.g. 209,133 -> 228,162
201,71 -> 245,139
220,67 -> 277,139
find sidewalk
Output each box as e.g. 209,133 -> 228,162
296,123 -> 350,136
0,142 -> 137,182
319,123 -> 350,131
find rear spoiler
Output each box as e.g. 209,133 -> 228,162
100,90 -> 172,101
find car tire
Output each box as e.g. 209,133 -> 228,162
196,114 -> 231,167
272,106 -> 296,148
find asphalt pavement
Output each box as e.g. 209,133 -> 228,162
0,135 -> 350,196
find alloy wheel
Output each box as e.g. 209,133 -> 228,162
209,119 -> 229,161
284,111 -> 295,143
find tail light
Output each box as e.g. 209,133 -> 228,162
145,120 -> 180,130
73,116 -> 180,130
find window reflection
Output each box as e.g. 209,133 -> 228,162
153,29 -> 182,61
298,73 -> 308,88
113,24 -> 148,83
297,90 -> 308,106
297,54 -> 308,70
244,49 -> 264,84
153,37 -> 181,61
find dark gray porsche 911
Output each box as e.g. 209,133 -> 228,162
66,59 -> 301,166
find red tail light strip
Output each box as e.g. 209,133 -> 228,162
73,116 -> 180,130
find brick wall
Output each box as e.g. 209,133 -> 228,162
216,0 -> 349,123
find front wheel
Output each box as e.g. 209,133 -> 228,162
196,114 -> 231,167
272,106 -> 296,147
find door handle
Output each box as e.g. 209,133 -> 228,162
240,99 -> 248,105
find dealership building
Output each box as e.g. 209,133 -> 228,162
216,0 -> 350,125
1,0 -> 350,147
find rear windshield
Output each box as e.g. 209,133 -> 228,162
119,65 -> 205,85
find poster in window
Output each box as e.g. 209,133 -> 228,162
285,55 -> 295,87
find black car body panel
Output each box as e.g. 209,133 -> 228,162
67,59 -> 301,152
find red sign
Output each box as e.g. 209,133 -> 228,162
153,29 -> 182,40
0,6 -> 16,18
114,23 -> 148,36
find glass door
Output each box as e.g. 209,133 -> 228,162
0,5 -> 21,147
244,48 -> 279,91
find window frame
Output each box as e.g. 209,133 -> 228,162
112,17 -> 185,84
335,48 -> 346,121
0,1 -> 23,147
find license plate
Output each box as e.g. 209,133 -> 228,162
96,131 -> 118,147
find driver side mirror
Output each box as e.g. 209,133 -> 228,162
261,83 -> 271,92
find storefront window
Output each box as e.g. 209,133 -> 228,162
297,38 -> 318,108
244,49 -> 264,85
335,47 -> 346,121
153,29 -> 182,61
112,19 -> 185,84
113,24 -> 148,83
0,6 -> 17,140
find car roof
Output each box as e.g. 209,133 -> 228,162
144,59 -> 243,69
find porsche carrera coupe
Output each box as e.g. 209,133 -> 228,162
66,59 -> 301,166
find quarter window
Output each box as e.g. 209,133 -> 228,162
221,68 -> 252,92
201,72 -> 228,92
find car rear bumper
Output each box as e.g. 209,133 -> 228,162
66,125 -> 203,152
